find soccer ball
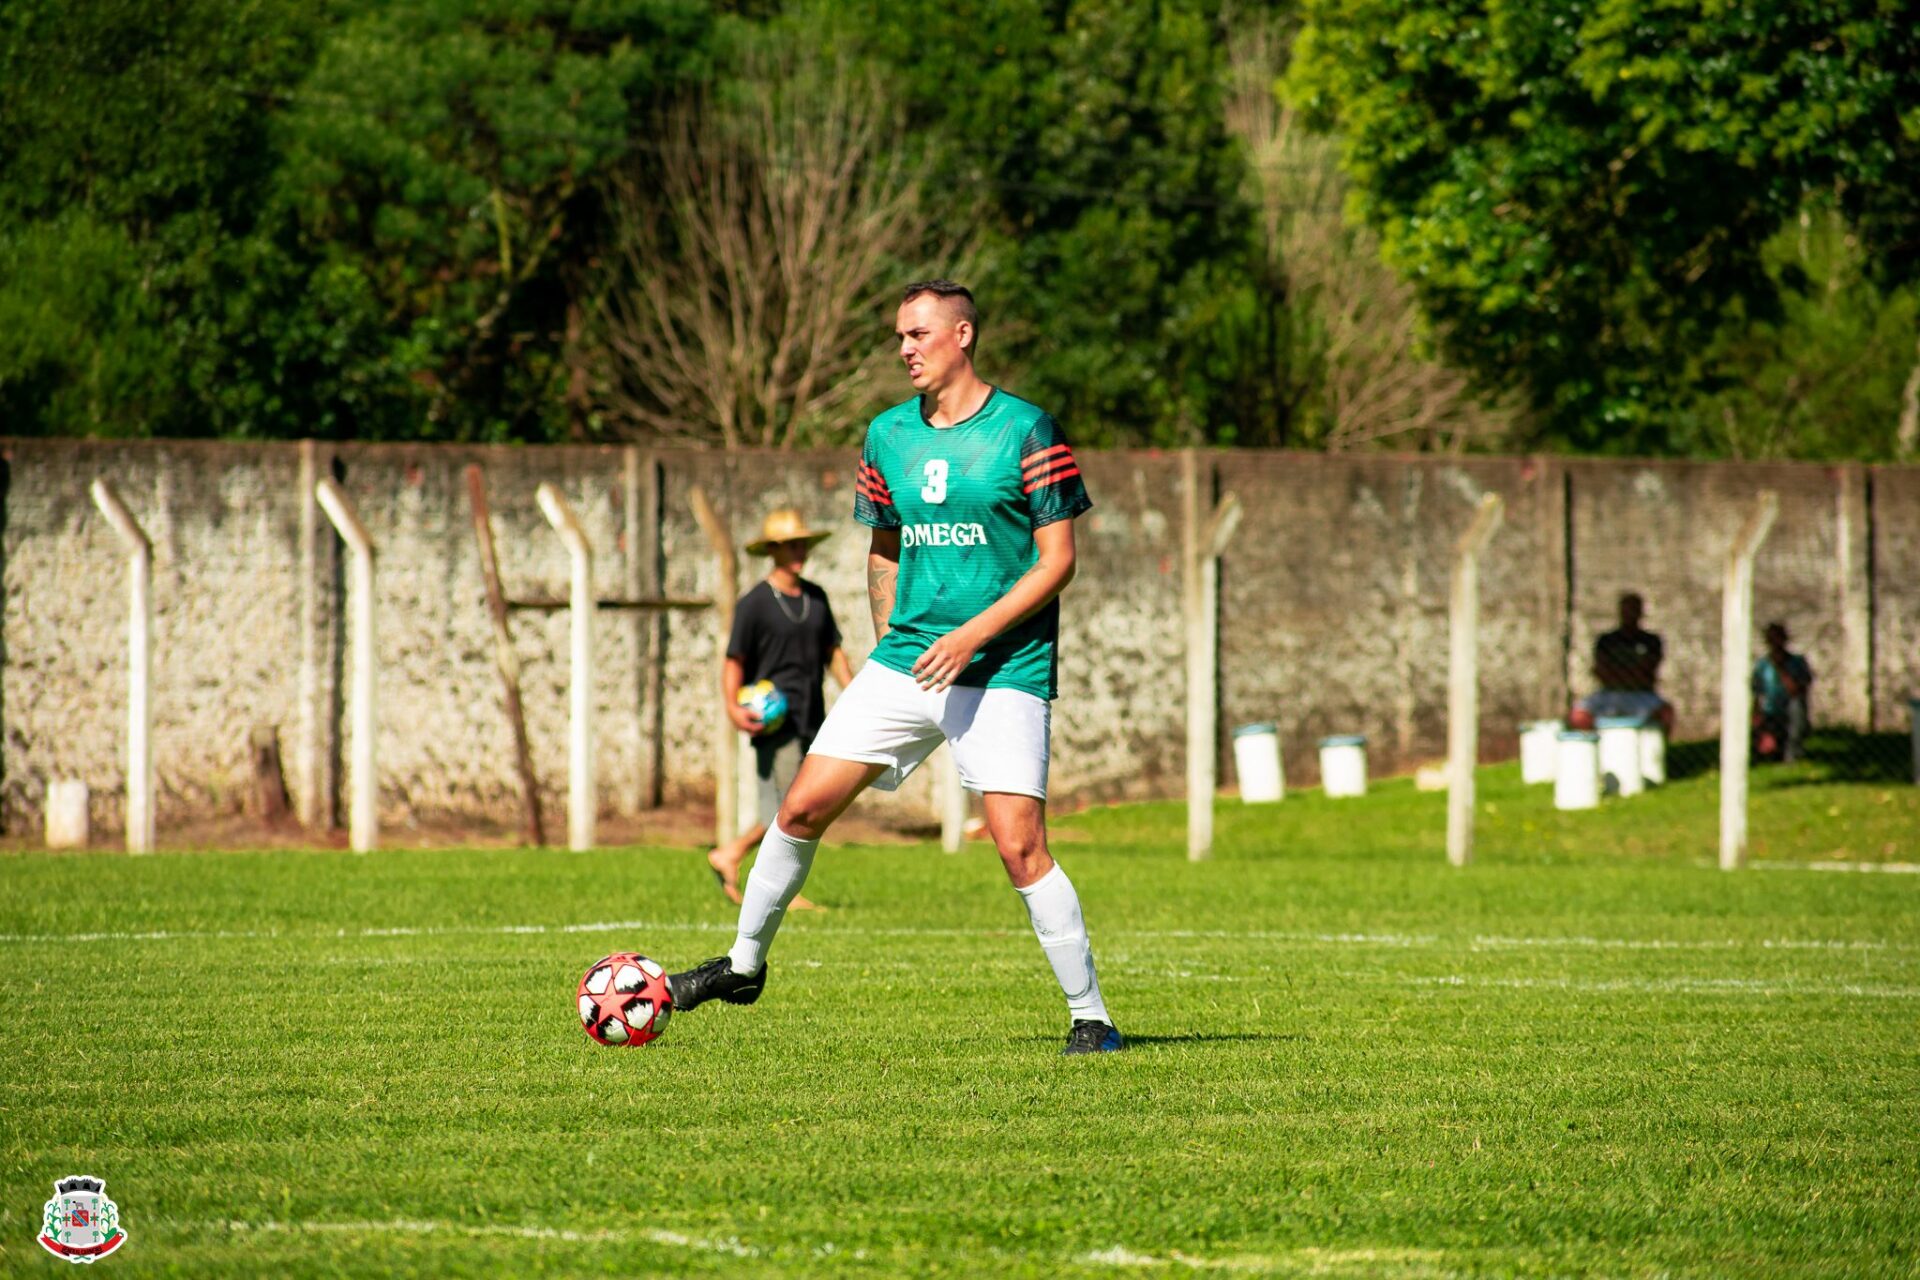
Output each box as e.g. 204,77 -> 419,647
576,952 -> 674,1047
736,679 -> 789,735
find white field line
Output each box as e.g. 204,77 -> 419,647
1409,974 -> 1920,999
219,1217 -> 761,1258
1,920 -> 1914,953
1079,1244 -> 1450,1274
1749,861 -> 1920,874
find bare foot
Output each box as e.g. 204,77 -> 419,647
706,846 -> 745,905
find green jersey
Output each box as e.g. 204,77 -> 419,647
854,388 -> 1092,699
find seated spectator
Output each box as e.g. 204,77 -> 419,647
1569,592 -> 1675,734
1751,621 -> 1813,763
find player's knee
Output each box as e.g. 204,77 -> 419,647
775,799 -> 829,840
992,827 -> 1047,866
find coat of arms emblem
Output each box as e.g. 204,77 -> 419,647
38,1176 -> 127,1263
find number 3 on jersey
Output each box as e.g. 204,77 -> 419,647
920,458 -> 948,504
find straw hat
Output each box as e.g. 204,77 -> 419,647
746,508 -> 833,556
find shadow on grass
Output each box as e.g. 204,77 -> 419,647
1663,730 -> 1910,785
1667,738 -> 1720,781
1766,729 -> 1913,785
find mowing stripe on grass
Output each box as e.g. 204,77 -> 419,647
1749,860 -> 1920,874
1407,974 -> 1920,999
2,920 -> 1913,951
218,1217 -> 761,1257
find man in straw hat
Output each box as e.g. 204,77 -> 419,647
667,279 -> 1122,1056
708,508 -> 854,908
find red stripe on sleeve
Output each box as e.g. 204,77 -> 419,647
1022,465 -> 1082,494
1020,443 -> 1072,473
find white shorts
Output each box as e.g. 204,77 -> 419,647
807,662 -> 1051,799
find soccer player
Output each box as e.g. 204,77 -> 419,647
667,279 -> 1122,1055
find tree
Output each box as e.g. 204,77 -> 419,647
829,0 -> 1258,447
0,0 -> 334,436
268,0 -> 715,442
1222,11 -> 1520,450
586,42 -> 966,447
1289,0 -> 1920,453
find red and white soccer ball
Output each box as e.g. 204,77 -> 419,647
577,952 -> 674,1046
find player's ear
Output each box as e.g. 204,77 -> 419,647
955,320 -> 974,353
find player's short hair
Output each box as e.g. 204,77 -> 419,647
902,279 -> 980,352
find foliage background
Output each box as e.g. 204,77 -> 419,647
2,0 -> 1915,457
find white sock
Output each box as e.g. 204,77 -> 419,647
1015,863 -> 1111,1025
726,821 -> 819,975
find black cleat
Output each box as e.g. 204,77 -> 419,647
1062,1019 -> 1124,1056
665,956 -> 767,1012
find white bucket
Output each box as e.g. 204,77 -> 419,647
1638,724 -> 1666,786
1554,731 -> 1600,810
1318,735 -> 1367,798
46,779 -> 90,849
1520,720 -> 1561,785
1597,717 -> 1644,797
1232,722 -> 1285,803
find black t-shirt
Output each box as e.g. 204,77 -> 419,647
1594,626 -> 1663,691
727,579 -> 841,745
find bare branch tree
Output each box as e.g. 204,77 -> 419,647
586,48 -> 968,448
1225,15 -> 1522,452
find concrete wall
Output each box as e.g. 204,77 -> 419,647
1565,461 -> 1876,737
1218,453 -> 1566,781
1872,466 -> 1920,727
2,441 -> 310,835
3,438 -> 1915,839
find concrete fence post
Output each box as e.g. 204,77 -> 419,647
316,478 -> 378,852
1183,450 -> 1243,861
938,749 -> 967,852
295,442 -> 340,833
1719,492 -> 1779,871
537,483 -> 596,852
89,480 -> 154,853
689,486 -> 738,849
1447,493 -> 1505,868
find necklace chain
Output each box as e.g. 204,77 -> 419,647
771,581 -> 809,624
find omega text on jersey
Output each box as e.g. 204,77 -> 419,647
901,522 -> 991,548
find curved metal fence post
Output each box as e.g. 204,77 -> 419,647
317,479 -> 378,853
89,480 -> 154,853
1720,492 -> 1779,870
538,483 -> 596,852
1447,493 -> 1505,867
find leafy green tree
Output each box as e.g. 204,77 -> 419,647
825,0 -> 1258,446
1289,0 -> 1920,453
1668,210 -> 1920,460
0,0 -> 334,436
267,0 -> 714,441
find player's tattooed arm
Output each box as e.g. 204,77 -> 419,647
868,528 -> 901,642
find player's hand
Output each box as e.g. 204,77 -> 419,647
727,703 -> 764,736
911,626 -> 983,692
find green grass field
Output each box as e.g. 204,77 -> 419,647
3,756 -> 1917,1278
